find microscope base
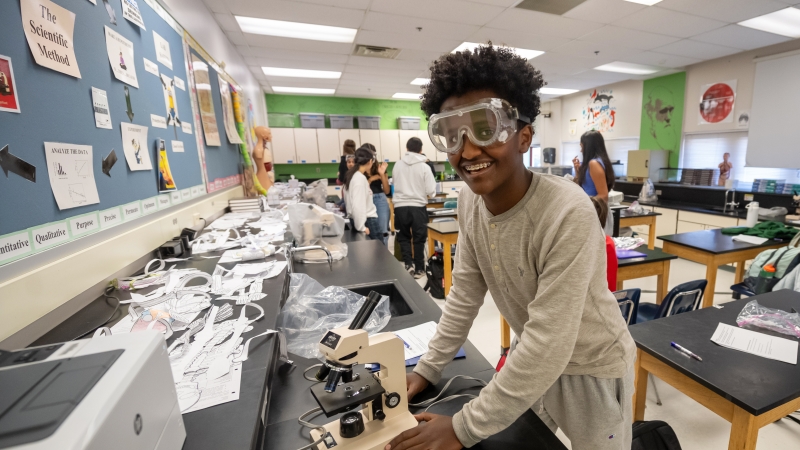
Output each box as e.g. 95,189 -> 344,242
310,410 -> 417,450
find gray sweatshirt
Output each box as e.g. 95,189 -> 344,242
392,152 -> 436,208
413,172 -> 636,448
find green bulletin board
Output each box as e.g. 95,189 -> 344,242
639,72 -> 686,168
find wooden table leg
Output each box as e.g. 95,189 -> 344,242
633,348 -> 648,422
616,280 -> 623,291
728,406 -> 758,450
656,260 -> 670,304
427,230 -> 435,259
443,238 -> 453,297
734,260 -> 746,284
704,261 -> 718,308
500,316 -> 511,355
647,218 -> 656,250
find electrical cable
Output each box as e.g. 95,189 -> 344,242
408,375 -> 487,409
303,364 -> 323,383
72,286 -> 121,340
294,407 -> 327,450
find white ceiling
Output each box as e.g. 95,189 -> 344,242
201,0 -> 800,100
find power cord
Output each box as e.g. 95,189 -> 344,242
72,286 -> 121,340
408,375 -> 487,412
295,407 -> 327,450
303,364 -> 323,383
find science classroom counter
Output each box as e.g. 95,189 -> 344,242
30,227 -> 564,450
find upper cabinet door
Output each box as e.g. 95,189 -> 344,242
317,129 -> 341,164
379,130 -> 401,162
293,128 -> 320,164
339,129 -> 361,152
270,128 -> 296,164
360,129 -> 381,158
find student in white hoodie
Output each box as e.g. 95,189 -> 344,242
393,137 -> 437,278
345,148 -> 380,239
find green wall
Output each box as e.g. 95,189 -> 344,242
640,72 -> 686,168
265,94 -> 428,130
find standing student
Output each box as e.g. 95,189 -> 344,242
393,137 -> 436,278
339,155 -> 355,216
345,148 -> 380,239
573,130 -> 616,234
386,44 -> 635,450
337,139 -> 357,185
364,144 -> 391,245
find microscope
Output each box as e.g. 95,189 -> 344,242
308,291 -> 417,450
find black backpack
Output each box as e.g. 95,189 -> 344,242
424,253 -> 445,300
632,421 -> 682,450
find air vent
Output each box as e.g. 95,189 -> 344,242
353,45 -> 401,59
515,0 -> 588,15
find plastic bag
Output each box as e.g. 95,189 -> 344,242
736,300 -> 800,339
277,273 -> 391,359
287,203 -> 348,261
302,179 -> 328,207
639,179 -> 658,202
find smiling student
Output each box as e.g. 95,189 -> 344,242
386,45 -> 636,450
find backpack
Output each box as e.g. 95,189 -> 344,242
744,233 -> 800,293
424,253 -> 445,300
632,420 -> 683,450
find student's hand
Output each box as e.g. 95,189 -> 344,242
406,373 -> 430,401
572,155 -> 580,169
378,162 -> 388,175
364,228 -> 370,235
385,413 -> 461,450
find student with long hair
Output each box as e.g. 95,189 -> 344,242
337,139 -> 357,185
345,148 -> 380,239
362,144 -> 391,245
572,130 -> 615,201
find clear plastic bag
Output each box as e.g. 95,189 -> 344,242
287,203 -> 348,261
736,300 -> 800,339
277,274 -> 391,359
302,179 -> 328,207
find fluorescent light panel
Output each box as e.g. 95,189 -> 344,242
453,42 -> 544,60
272,86 -> 335,94
235,16 -> 357,43
540,88 -> 579,96
393,93 -> 422,100
262,67 -> 341,79
739,7 -> 800,38
411,78 -> 430,85
624,0 -> 662,5
594,61 -> 661,75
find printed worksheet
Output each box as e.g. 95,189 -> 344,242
44,142 -> 100,210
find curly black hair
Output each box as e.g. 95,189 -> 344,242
420,44 -> 545,123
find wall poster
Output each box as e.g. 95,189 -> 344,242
640,72 -> 686,168
582,89 -> 616,133
21,0 -> 81,78
699,80 -> 736,125
218,75 -> 243,145
44,142 -> 100,210
190,54 -> 220,146
104,26 -> 139,88
0,55 -> 20,113
120,123 -> 152,170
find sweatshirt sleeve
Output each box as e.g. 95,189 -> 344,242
414,204 -> 488,385
350,175 -> 367,232
451,203 -> 604,448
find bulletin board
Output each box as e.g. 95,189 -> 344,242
0,0 -> 243,265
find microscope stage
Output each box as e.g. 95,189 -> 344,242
311,367 -> 386,417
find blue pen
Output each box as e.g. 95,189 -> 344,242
671,342 -> 702,361
400,338 -> 411,349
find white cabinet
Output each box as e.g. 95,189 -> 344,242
676,210 -> 740,234
339,129 -> 360,151
326,185 -> 343,198
317,129 -> 341,164
270,128 -> 296,164
417,129 -> 443,162
441,180 -> 467,196
399,130 -> 418,157
652,207 -> 678,248
677,221 -> 706,233
293,129 -> 320,164
379,130 -> 401,162
360,129 -> 381,157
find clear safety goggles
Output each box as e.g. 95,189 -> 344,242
428,98 -> 530,154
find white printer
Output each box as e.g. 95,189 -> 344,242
0,331 -> 185,450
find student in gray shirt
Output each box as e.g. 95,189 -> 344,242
386,45 -> 636,450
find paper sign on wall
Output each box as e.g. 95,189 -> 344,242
30,221 -> 69,251
91,87 -> 112,129
44,142 -> 100,210
218,74 -> 243,144
151,114 -> 167,129
0,231 -> 33,264
171,140 -> 184,152
174,77 -> 185,91
160,74 -> 180,128
120,123 -> 152,170
181,121 -> 192,135
143,58 -> 159,76
69,213 -> 100,237
21,0 -> 81,78
191,54 -> 220,146
120,0 -> 146,29
100,207 -> 122,228
699,80 -> 736,125
104,26 -> 138,88
153,31 -> 172,70
0,55 -> 21,113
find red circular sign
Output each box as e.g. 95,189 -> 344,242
700,83 -> 734,123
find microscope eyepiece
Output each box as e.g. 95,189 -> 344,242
348,291 -> 382,330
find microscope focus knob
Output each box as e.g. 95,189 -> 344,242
340,412 -> 365,438
385,393 -> 401,409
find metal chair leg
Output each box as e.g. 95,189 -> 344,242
649,374 -> 662,406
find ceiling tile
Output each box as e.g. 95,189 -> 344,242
545,78 -> 610,91
563,0 -> 646,24
578,26 -> 681,51
225,30 -> 249,46
395,49 -> 447,64
530,52 -> 601,71
486,8 -> 605,38
343,64 -> 423,77
362,12 -> 479,40
465,28 -> 572,52
548,40 -> 642,64
356,30 -> 462,53
245,57 -> 346,72
624,51 -> 702,68
346,56 -> 429,70
612,6 -> 728,38
294,0 -> 372,8
243,34 -> 354,54
653,39 -> 741,60
339,72 -> 421,84
656,0 -> 787,23
691,24 -> 791,50
214,13 -> 240,31
237,47 -> 350,63
202,0 -> 229,14
263,77 -> 340,88
465,0 -> 521,6
226,0 -> 365,28
369,0 -> 506,26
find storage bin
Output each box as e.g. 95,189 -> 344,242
328,114 -> 354,129
397,116 -> 421,130
357,116 -> 381,129
299,113 -> 325,128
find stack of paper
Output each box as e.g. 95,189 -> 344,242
710,323 -> 798,364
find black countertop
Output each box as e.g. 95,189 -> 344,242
658,229 -> 791,255
617,245 -> 677,268
628,290 -> 800,415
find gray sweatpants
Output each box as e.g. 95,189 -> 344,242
532,367 -> 634,450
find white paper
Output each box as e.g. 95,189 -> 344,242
161,74 -> 180,127
732,235 -> 769,245
87,0 -> 96,4
120,123 -> 152,170
217,74 -> 243,144
394,321 -> 438,361
153,31 -> 172,70
174,76 -> 185,90
91,87 -> 112,129
181,362 -> 242,414
143,57 -> 159,76
44,142 -> 100,210
151,114 -> 167,129
181,121 -> 192,134
711,322 -> 798,364
171,140 -> 184,152
104,26 -> 138,88
120,0 -> 146,29
21,0 -> 81,78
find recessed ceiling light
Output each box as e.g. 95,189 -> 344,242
739,7 -> 800,38
235,16 -> 357,43
272,87 -> 335,94
262,67 -> 341,79
624,0 -> 663,5
393,93 -> 422,100
540,88 -> 579,96
452,42 -> 544,60
411,78 -> 430,85
594,61 -> 662,75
